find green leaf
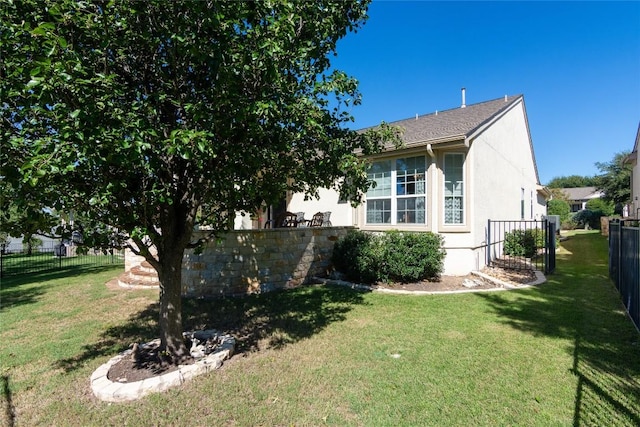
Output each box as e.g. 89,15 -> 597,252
25,78 -> 43,89
70,109 -> 81,119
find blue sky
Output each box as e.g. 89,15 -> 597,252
331,1 -> 640,185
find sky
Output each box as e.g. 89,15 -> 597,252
330,1 -> 640,186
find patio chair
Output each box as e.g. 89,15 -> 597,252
307,212 -> 324,227
322,211 -> 332,226
295,211 -> 307,227
264,211 -> 299,228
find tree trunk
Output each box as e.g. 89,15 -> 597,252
156,250 -> 190,364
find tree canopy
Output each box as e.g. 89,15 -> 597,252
0,0 -> 399,362
546,175 -> 598,188
595,151 -> 632,214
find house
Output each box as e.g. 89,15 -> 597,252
560,187 -> 604,212
625,123 -> 640,218
286,93 -> 549,275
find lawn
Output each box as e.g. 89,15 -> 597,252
1,231 -> 638,426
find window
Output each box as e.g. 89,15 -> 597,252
366,156 -> 426,224
443,153 -> 464,225
521,188 -> 525,219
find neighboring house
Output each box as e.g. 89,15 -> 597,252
287,93 -> 549,275
560,187 -> 604,212
625,123 -> 640,218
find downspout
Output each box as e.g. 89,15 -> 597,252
426,143 -> 435,159
427,144 -> 437,234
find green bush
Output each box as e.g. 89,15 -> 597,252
547,199 -> 571,223
573,209 -> 602,229
504,228 -> 544,258
332,229 -> 445,284
585,198 -> 614,216
379,230 -> 445,283
331,229 -> 380,284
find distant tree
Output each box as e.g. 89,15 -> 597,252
546,175 -> 598,188
549,188 -> 569,202
595,151 -> 632,215
0,232 -> 10,253
0,181 -> 60,255
585,198 -> 614,217
1,0 -> 400,364
547,199 -> 571,222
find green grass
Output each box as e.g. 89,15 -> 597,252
1,230 -> 638,426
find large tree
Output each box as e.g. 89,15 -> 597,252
1,1 -> 400,363
595,151 -> 632,215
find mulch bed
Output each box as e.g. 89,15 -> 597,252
371,266 -> 538,292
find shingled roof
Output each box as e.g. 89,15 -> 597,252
369,95 -> 524,150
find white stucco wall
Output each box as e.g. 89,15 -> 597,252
287,187 -> 354,226
469,100 -> 545,246
631,157 -> 640,218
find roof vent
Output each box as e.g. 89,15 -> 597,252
504,94 -> 507,102
461,87 -> 466,108
415,113 -> 418,120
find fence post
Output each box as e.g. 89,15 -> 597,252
486,219 -> 491,267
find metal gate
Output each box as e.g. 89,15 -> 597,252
487,219 -> 556,274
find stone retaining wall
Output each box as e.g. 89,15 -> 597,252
183,227 -> 352,297
126,227 -> 353,297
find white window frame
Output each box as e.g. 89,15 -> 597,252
443,153 -> 465,226
365,155 -> 427,226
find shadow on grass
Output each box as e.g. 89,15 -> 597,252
183,284 -> 369,354
56,304 -> 160,373
475,232 -> 640,426
0,265 -> 123,312
57,283 -> 368,372
1,375 -> 15,427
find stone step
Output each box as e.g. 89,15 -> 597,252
138,260 -> 157,274
117,265 -> 159,289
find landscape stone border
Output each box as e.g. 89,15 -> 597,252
313,269 -> 546,295
90,334 -> 235,402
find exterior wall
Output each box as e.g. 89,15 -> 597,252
631,159 -> 640,218
469,100 -> 545,269
287,187 -> 354,226
285,100 -> 546,276
181,227 -> 351,297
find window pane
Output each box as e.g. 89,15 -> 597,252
444,153 -> 464,224
396,156 -> 425,196
367,160 -> 392,197
366,199 -> 391,223
397,197 -> 426,224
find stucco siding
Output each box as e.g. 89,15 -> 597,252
287,187 -> 354,226
470,101 -> 544,249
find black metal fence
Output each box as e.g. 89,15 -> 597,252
0,241 -> 124,278
486,219 -> 556,274
609,219 -> 640,330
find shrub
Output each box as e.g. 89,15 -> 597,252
585,198 -> 614,216
379,231 -> 445,283
573,209 -> 602,229
332,229 -> 445,284
331,229 -> 380,284
504,228 -> 544,258
547,199 -> 571,223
